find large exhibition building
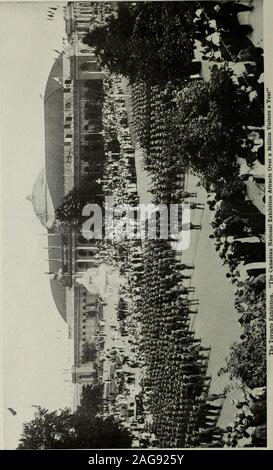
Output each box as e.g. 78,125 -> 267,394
30,2 -> 111,393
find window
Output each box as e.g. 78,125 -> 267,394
80,61 -> 98,72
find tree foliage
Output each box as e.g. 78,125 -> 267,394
55,179 -> 102,227
218,315 -> 266,389
218,283 -> 266,389
80,384 -> 103,416
83,2 -> 196,84
172,65 -> 252,191
17,406 -> 132,449
82,342 -> 97,363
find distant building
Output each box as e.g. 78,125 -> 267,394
30,2 -> 108,395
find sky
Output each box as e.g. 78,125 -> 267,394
0,1 -> 74,449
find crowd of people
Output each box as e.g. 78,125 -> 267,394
207,184 -> 266,389
76,0 -> 266,448
131,81 -> 191,206
102,72 -> 139,208
93,78 -> 226,445
194,1 -> 258,62
127,1 -> 266,449
118,240 -> 227,448
224,386 -> 266,447
194,1 -> 264,133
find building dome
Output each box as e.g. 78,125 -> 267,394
29,167 -> 55,229
44,55 -> 65,211
29,167 -> 66,322
44,56 -> 67,322
29,54 -> 64,231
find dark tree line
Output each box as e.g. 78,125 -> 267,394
83,2 -> 196,85
18,385 -> 132,449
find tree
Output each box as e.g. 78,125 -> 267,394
80,384 -> 103,416
55,187 -> 85,226
82,342 -> 97,363
17,408 -> 75,449
17,407 -> 132,449
56,179 -> 103,227
83,2 -> 196,84
172,65 -> 252,191
84,3 -> 135,77
218,315 -> 266,389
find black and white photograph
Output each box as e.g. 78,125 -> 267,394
0,0 -> 271,452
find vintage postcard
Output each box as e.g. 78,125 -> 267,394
0,0 -> 272,452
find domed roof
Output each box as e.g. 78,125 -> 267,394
29,168 -> 55,229
44,55 -> 65,212
50,278 -> 67,323
42,55 -> 67,323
